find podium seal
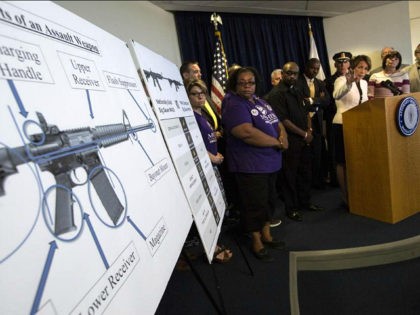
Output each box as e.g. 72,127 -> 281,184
397,96 -> 419,136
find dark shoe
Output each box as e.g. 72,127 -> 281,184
287,211 -> 302,221
226,208 -> 240,220
269,219 -> 282,228
262,238 -> 286,250
252,248 -> 274,262
340,200 -> 349,210
307,204 -> 324,212
329,180 -> 339,188
312,183 -> 326,190
223,216 -> 240,226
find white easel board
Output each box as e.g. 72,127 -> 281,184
128,40 -> 226,262
0,1 -> 192,314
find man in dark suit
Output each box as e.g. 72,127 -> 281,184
266,62 -> 324,222
298,58 -> 330,189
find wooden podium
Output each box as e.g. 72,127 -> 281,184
342,92 -> 420,223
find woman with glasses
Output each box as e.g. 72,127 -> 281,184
368,51 -> 410,98
186,79 -> 233,263
222,67 -> 288,262
188,80 -> 225,165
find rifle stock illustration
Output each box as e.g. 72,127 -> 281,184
0,111 -> 154,236
143,69 -> 183,92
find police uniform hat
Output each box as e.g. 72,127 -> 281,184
333,51 -> 352,62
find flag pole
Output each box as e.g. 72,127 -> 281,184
210,13 -> 228,76
308,19 -> 326,80
209,13 -> 229,113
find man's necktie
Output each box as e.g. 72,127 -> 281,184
309,80 -> 315,117
309,80 -> 315,98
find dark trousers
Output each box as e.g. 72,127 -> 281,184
235,172 -> 277,232
325,116 -> 337,185
219,161 -> 238,212
218,137 -> 239,214
281,138 -> 312,212
310,132 -> 327,188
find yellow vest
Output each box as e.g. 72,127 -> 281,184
204,100 -> 218,130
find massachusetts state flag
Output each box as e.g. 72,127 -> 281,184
308,21 -> 326,81
211,30 -> 228,114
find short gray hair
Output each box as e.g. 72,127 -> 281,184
271,69 -> 282,78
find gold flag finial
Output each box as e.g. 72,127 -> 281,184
210,12 -> 223,31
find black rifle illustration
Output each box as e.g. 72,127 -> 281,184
143,69 -> 183,92
167,78 -> 183,91
0,112 -> 154,236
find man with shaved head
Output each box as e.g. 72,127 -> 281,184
266,62 -> 322,222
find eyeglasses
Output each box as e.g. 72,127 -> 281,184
284,71 -> 299,76
237,81 -> 256,87
189,92 -> 205,97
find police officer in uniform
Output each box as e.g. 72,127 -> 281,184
324,51 -> 352,187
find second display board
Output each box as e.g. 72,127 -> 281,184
129,40 -> 226,262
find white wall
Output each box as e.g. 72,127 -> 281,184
324,1 -> 412,71
55,1 -> 417,73
409,0 -> 420,60
55,1 -> 181,66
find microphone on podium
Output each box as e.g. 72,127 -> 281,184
380,80 -> 402,96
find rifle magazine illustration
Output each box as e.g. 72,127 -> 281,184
1,111 -> 154,236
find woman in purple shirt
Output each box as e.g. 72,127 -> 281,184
188,80 -> 225,164
187,79 -> 233,263
222,67 -> 288,262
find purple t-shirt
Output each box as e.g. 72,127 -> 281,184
194,111 -> 217,155
222,93 -> 282,173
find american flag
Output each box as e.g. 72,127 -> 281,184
211,30 -> 228,114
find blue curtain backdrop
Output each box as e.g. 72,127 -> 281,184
175,12 -> 330,95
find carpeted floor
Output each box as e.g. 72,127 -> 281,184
155,186 -> 420,315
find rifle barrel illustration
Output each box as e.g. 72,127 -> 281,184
143,69 -> 183,92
